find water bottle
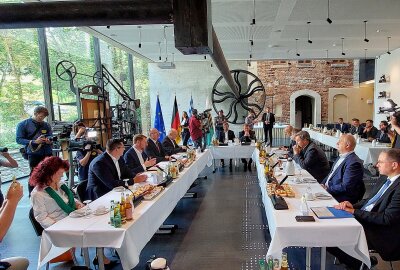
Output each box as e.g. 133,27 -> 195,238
110,205 -> 115,227
114,208 -> 122,228
300,195 -> 309,216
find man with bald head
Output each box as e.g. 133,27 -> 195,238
145,128 -> 170,163
162,129 -> 187,155
322,134 -> 365,203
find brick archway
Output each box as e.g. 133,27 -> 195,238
290,90 -> 321,127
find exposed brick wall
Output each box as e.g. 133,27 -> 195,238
257,60 -> 354,123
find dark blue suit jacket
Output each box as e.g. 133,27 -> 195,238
87,152 -> 135,200
218,130 -> 235,143
322,152 -> 365,203
123,147 -> 148,174
334,123 -> 350,133
376,130 -> 391,143
145,139 -> 167,163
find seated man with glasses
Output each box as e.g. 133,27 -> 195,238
87,139 -> 147,200
329,149 -> 400,269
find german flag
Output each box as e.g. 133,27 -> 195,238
171,96 -> 182,143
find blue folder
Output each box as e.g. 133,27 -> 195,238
311,207 -> 354,219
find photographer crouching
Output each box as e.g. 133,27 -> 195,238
16,106 -> 53,193
189,109 -> 203,149
73,121 -> 103,182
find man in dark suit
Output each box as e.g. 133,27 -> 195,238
239,124 -> 256,172
375,120 -> 391,143
124,134 -> 157,174
261,107 -> 275,146
87,138 -> 147,200
145,128 -> 171,163
218,122 -> 235,169
162,129 -> 187,155
349,118 -> 364,136
334,118 -> 350,133
322,134 -> 365,203
361,119 -> 378,141
293,131 -> 330,183
330,149 -> 400,269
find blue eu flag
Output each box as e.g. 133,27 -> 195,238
154,95 -> 166,141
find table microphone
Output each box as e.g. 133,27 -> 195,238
155,165 -> 166,173
271,161 -> 279,169
279,175 -> 289,186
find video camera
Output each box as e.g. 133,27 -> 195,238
0,147 -> 8,153
68,139 -> 101,152
51,121 -> 73,140
195,108 -> 212,120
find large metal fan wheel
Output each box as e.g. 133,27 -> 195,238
56,60 -> 77,81
212,69 -> 266,124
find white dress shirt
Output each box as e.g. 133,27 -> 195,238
325,151 -> 353,187
31,182 -> 79,228
133,145 -> 146,171
224,131 -> 229,142
107,152 -> 121,179
364,174 -> 400,212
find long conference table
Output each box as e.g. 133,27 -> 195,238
252,149 -> 370,269
304,128 -> 389,165
38,150 -> 213,270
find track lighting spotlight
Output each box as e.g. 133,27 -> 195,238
363,21 -> 369,42
106,25 -> 110,29
387,37 -> 391,54
326,0 -> 332,24
295,38 -> 300,56
341,38 -> 346,56
138,26 -> 142,48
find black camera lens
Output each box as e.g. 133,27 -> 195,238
0,147 -> 8,153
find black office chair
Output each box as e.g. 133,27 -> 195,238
29,207 -> 44,237
76,180 -> 88,202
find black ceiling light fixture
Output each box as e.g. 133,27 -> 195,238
158,41 -> 162,61
106,25 -> 110,29
204,55 -> 207,60
364,48 -> 367,59
363,20 -> 369,42
387,37 -> 391,54
307,21 -> 312,44
326,49 -> 330,64
341,37 -> 346,56
250,39 -> 254,46
295,38 -> 300,56
251,0 -> 256,25
326,0 -> 332,24
138,26 -> 142,48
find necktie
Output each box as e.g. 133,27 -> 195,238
361,179 -> 391,210
156,141 -> 160,152
379,132 -> 383,140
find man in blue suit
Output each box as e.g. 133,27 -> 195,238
322,134 -> 365,203
334,118 -> 350,133
145,128 -> 171,163
124,134 -> 157,174
87,138 -> 147,200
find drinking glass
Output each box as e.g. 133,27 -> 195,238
83,200 -> 92,218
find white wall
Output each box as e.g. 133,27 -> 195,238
148,60 -> 248,135
374,48 -> 400,123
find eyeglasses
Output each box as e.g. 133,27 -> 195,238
376,160 -> 395,164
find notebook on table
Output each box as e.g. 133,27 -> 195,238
310,207 -> 353,219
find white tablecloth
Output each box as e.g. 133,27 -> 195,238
209,145 -> 256,159
38,150 -> 213,270
305,128 -> 389,165
252,149 -> 370,268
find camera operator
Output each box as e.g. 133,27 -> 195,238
389,111 -> 400,149
214,110 -> 227,139
16,106 -> 52,193
189,109 -> 203,149
74,122 -> 103,182
0,150 -> 18,206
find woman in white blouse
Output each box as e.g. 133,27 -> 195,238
30,156 -> 117,268
30,156 -> 83,228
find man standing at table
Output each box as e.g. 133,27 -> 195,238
145,128 -> 171,163
124,134 -> 157,174
87,138 -> 147,200
322,134 -> 365,203
292,131 -> 330,183
331,149 -> 400,269
335,118 -> 350,133
361,119 -> 378,141
261,107 -> 275,146
239,124 -> 256,172
218,122 -> 235,170
162,129 -> 187,155
349,118 -> 364,136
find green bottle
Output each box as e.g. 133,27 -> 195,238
259,259 -> 266,270
114,208 -> 122,228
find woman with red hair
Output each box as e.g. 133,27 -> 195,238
30,156 -> 83,228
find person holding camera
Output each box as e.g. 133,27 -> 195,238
0,181 -> 29,270
214,110 -> 227,139
0,150 -> 18,206
16,106 -> 53,193
389,111 -> 400,149
189,109 -> 203,149
73,122 -> 103,182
